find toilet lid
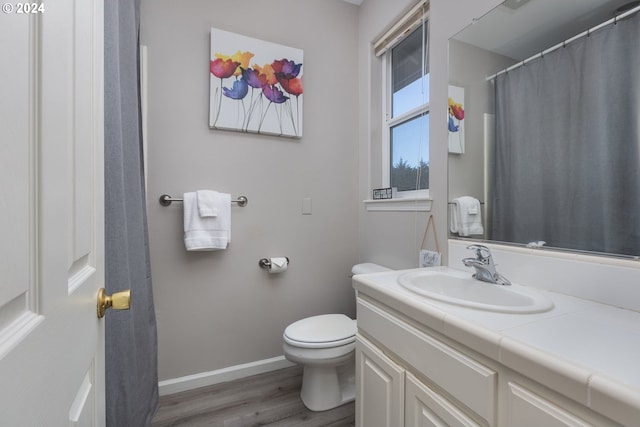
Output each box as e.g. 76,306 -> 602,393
284,314 -> 356,348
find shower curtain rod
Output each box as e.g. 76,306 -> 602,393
486,3 -> 640,81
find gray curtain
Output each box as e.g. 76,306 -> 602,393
105,0 -> 159,425
492,12 -> 640,256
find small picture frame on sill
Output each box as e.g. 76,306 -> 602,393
372,187 -> 393,200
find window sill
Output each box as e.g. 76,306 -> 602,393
364,197 -> 433,212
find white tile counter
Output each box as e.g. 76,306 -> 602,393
353,267 -> 640,426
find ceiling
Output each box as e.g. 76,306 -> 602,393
453,0 -> 636,60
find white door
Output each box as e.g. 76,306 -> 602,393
0,1 -> 107,425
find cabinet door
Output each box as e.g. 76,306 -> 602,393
358,297 -> 497,425
507,382 -> 594,427
406,373 -> 482,427
356,334 -> 404,427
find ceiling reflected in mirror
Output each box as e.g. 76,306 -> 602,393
454,0 -> 634,60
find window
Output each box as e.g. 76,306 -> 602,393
377,1 -> 429,197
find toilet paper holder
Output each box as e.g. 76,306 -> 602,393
259,257 -> 290,269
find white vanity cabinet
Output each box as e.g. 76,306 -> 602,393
356,296 -> 496,427
356,332 -> 483,427
354,293 -> 623,427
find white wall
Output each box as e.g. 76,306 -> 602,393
356,0 -> 426,270
141,0 -> 639,386
357,0 -> 504,268
141,0 -> 360,381
141,0 -> 505,383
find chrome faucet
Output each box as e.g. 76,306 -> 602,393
462,244 -> 512,286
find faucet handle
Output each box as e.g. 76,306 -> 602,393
466,244 -> 491,260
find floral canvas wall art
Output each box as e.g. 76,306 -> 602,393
209,28 -> 303,138
448,85 -> 465,154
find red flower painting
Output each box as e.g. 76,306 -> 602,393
209,28 -> 304,138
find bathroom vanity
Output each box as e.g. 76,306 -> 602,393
352,267 -> 640,427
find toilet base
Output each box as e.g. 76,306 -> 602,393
300,359 -> 355,411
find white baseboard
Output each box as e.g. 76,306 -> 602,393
158,355 -> 296,396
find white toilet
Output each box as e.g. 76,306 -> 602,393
282,263 -> 391,411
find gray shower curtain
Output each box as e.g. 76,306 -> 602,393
105,0 -> 159,425
492,11 -> 640,256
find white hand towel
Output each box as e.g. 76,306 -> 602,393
450,203 -> 459,234
450,196 -> 484,237
197,190 -> 220,217
183,191 -> 231,251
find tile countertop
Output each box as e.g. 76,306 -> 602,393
352,267 -> 640,426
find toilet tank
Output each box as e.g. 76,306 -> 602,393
351,263 -> 391,275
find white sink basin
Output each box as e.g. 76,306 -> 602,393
397,268 -> 554,313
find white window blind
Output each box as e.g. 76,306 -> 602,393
373,0 -> 429,57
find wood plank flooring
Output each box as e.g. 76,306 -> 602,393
151,366 -> 355,427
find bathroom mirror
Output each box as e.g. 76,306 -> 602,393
448,0 -> 640,258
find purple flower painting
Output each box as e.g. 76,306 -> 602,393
209,28 -> 304,138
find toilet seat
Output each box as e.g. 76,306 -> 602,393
283,314 -> 356,349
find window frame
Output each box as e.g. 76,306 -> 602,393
380,7 -> 430,200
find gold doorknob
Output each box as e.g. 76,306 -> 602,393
97,288 -> 131,319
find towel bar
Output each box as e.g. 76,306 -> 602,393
159,194 -> 248,207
